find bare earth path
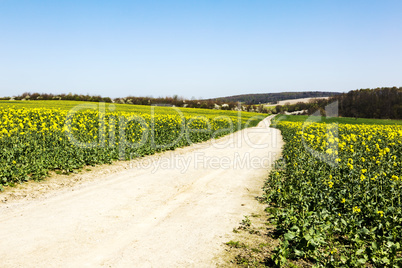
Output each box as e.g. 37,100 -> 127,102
0,115 -> 282,268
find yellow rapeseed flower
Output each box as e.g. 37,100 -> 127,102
377,211 -> 384,217
353,206 -> 361,213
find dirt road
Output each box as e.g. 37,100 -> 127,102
0,115 -> 282,267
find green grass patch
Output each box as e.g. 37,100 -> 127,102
273,114 -> 402,125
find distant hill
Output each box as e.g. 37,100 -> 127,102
209,91 -> 341,105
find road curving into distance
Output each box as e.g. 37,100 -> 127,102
0,115 -> 283,267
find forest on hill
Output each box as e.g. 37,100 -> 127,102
277,87 -> 402,119
334,87 -> 402,119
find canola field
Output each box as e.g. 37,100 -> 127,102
0,100 -> 264,188
267,118 -> 402,267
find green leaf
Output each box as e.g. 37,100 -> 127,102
284,232 -> 296,241
358,227 -> 369,235
382,257 -> 390,264
357,258 -> 367,264
356,248 -> 365,255
340,255 -> 347,263
294,249 -> 304,257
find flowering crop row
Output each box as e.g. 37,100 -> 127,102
0,101 -> 263,187
266,119 -> 402,267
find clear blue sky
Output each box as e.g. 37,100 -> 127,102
1,0 -> 401,99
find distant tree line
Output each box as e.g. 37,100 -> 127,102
212,91 -> 340,105
275,87 -> 402,119
334,87 -> 402,119
1,92 -> 270,113
1,92 -> 113,103
114,95 -> 238,110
